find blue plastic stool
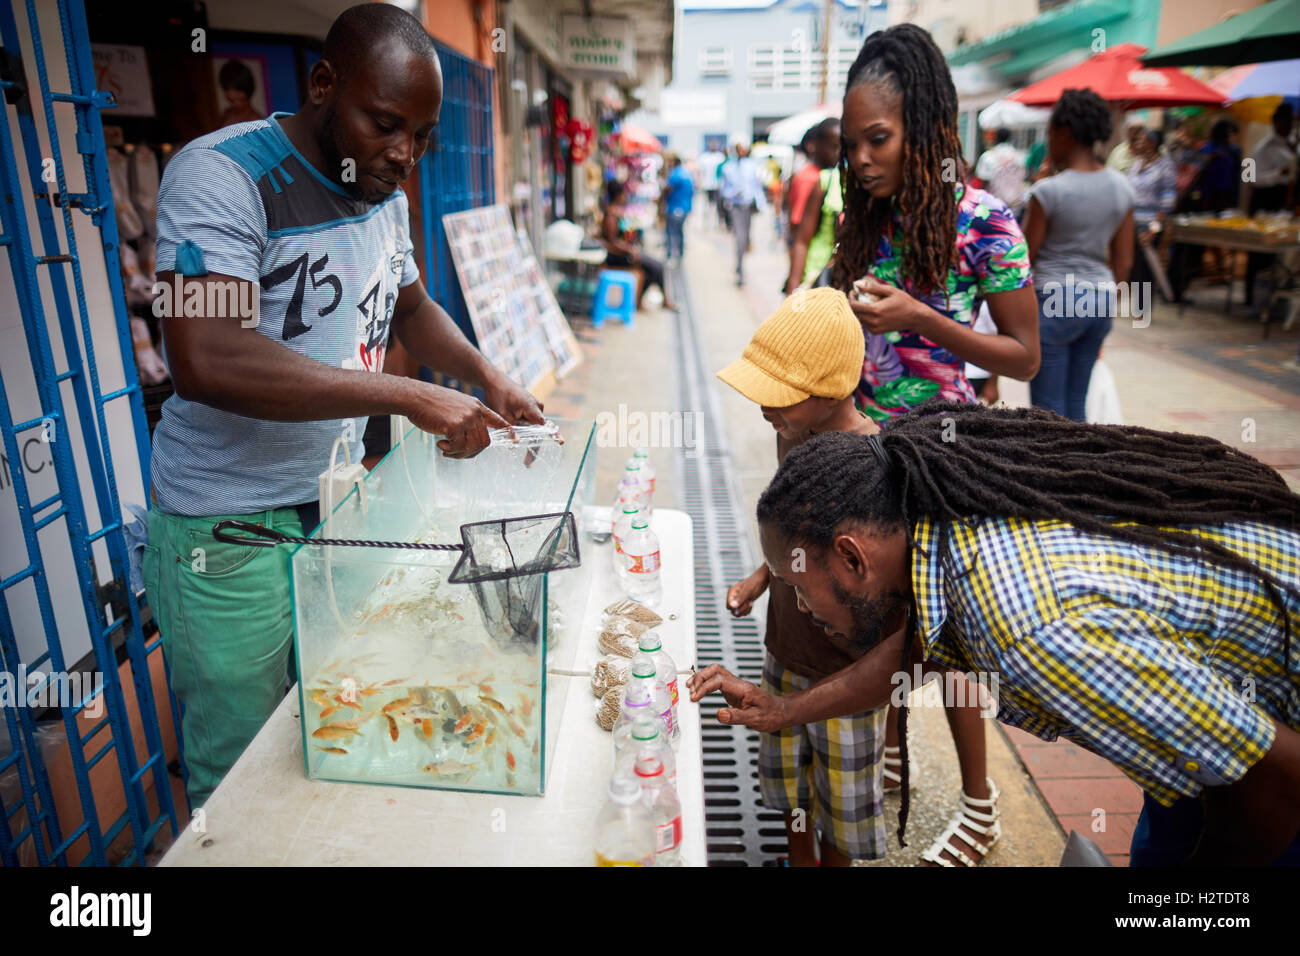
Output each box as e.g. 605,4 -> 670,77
591,269 -> 637,328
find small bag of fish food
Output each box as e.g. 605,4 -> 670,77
604,598 -> 663,628
595,686 -> 622,731
598,616 -> 647,658
591,654 -> 633,697
851,274 -> 883,305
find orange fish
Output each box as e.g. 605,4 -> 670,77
477,682 -> 494,695
485,730 -> 496,747
422,718 -> 433,739
312,722 -> 362,741
453,713 -> 473,735
315,746 -> 348,755
506,715 -> 526,739
382,695 -> 414,715
506,750 -> 516,771
532,740 -> 539,756
519,694 -> 534,718
334,694 -> 363,711
385,714 -> 399,741
469,719 -> 487,740
309,692 -> 332,709
381,678 -> 409,686
478,696 -> 506,712
319,705 -> 339,720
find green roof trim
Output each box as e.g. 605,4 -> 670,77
946,0 -> 1130,70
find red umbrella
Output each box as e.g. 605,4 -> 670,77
618,124 -> 663,154
1008,43 -> 1227,109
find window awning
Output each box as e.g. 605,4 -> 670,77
946,0 -> 1130,79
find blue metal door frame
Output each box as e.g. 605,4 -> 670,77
419,41 -> 495,357
0,0 -> 180,865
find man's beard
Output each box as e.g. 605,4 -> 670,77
830,577 -> 908,655
314,103 -> 372,203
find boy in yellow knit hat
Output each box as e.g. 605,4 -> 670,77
716,287 -> 887,866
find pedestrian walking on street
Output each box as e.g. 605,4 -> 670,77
720,141 -> 767,285
690,404 -> 1300,866
828,22 -> 1041,867
663,153 -> 694,263
1021,89 -> 1135,422
785,118 -> 842,293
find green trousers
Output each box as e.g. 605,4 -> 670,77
142,505 -> 302,808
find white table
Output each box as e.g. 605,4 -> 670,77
160,510 -> 702,867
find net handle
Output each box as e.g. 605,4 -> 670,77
211,519 -> 464,552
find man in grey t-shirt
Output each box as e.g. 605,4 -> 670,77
143,5 -> 543,807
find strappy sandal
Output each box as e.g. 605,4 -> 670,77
882,743 -> 913,793
920,777 -> 1001,867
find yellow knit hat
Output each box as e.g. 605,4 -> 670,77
716,287 -> 864,406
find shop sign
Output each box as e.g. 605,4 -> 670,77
561,16 -> 635,79
660,90 -> 727,127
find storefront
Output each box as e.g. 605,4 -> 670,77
0,0 -> 500,868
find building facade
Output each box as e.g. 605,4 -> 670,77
637,0 -> 889,155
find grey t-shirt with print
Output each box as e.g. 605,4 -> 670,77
1027,168 -> 1134,288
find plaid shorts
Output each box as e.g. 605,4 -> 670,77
758,653 -> 890,860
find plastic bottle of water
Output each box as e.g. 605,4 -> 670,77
637,653 -> 674,741
633,447 -> 656,496
594,773 -> 656,867
632,753 -> 682,866
637,631 -> 678,743
614,660 -> 666,743
611,502 -> 641,579
622,456 -> 654,517
615,715 -> 676,784
611,462 -> 651,521
622,513 -> 663,606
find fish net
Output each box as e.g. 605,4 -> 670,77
211,510 -> 580,650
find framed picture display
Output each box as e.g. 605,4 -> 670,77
442,205 -> 583,392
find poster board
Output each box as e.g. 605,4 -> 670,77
443,205 -> 583,393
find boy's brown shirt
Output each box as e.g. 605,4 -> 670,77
764,416 -> 879,681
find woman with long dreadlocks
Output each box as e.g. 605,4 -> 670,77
813,22 -> 1040,867
687,402 -> 1300,866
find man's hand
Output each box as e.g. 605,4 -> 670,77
404,380 -> 510,458
686,664 -> 790,733
483,374 -> 545,426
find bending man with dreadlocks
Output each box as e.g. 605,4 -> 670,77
686,402 -> 1300,866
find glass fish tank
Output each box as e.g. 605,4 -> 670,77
290,417 -> 597,795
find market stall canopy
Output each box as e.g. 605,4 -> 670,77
978,99 -> 1052,130
1210,57 -> 1300,124
1008,42 -> 1227,109
618,123 -> 663,154
764,103 -> 842,147
1141,0 -> 1300,67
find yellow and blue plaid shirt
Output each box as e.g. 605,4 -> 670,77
911,515 -> 1300,806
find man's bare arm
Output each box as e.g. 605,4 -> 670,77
160,271 -> 507,454
1189,718 -> 1300,866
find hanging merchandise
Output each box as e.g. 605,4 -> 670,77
566,118 -> 593,163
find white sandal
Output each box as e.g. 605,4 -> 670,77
920,778 -> 1002,867
882,744 -> 908,791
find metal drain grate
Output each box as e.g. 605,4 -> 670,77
668,266 -> 782,866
